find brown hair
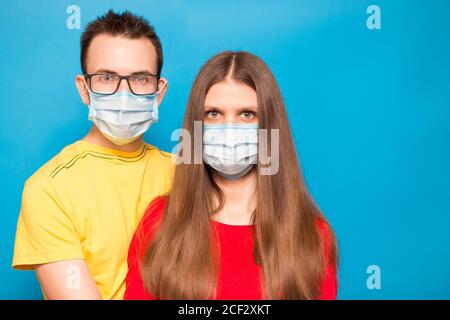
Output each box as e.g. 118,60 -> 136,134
141,51 -> 338,299
80,10 -> 163,75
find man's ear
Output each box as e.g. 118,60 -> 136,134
156,78 -> 168,105
75,74 -> 90,105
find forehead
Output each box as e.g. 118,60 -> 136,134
86,34 -> 158,74
204,80 -> 257,110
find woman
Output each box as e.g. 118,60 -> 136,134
124,51 -> 338,300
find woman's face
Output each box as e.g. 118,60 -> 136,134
203,79 -> 258,125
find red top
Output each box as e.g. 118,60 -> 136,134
124,196 -> 337,300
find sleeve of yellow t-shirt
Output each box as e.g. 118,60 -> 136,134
12,177 -> 84,270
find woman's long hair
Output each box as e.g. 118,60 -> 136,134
141,51 -> 338,299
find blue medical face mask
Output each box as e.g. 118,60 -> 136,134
87,89 -> 159,146
203,123 -> 258,180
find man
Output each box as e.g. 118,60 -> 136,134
12,10 -> 174,299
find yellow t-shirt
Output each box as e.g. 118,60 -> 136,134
12,139 -> 175,299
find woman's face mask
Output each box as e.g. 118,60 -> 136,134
203,123 -> 258,179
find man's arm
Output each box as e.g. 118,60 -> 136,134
35,259 -> 101,300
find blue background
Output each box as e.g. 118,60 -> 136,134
1,0 -> 449,299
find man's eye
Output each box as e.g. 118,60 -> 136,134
100,74 -> 115,82
130,75 -> 149,83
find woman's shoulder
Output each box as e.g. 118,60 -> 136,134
315,215 -> 335,240
129,196 -> 168,260
139,195 -> 168,234
315,216 -> 329,237
314,216 -> 336,264
125,196 -> 168,300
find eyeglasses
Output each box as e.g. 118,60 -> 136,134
84,73 -> 160,96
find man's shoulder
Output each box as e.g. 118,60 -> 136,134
143,143 -> 175,168
25,141 -> 84,187
25,141 -> 174,189
144,143 -> 174,159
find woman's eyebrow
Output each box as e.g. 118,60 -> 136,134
239,106 -> 258,111
204,105 -> 257,110
235,106 -> 258,113
204,105 -> 222,110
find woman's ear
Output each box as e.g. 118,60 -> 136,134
75,74 -> 90,105
156,78 -> 168,105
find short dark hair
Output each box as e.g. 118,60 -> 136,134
80,10 -> 163,76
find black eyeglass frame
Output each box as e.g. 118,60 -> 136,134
84,72 -> 160,96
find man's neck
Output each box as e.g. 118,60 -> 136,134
82,125 -> 144,153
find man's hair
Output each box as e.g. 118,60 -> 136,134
80,10 -> 163,76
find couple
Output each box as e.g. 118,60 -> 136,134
13,10 -> 338,300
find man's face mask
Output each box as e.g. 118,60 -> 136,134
85,80 -> 160,146
203,123 -> 258,179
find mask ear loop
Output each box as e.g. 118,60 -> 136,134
156,78 -> 168,95
83,76 -> 93,95
82,76 -> 94,111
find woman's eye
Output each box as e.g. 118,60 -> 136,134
241,111 -> 256,119
207,111 -> 220,119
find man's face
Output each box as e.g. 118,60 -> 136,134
76,34 -> 167,105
